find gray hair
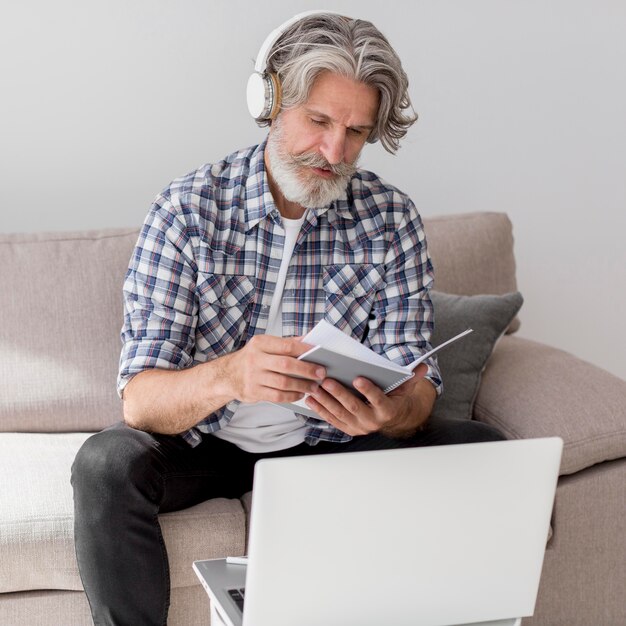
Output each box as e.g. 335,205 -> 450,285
259,13 -> 417,154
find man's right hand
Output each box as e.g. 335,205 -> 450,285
222,335 -> 326,404
122,335 -> 327,435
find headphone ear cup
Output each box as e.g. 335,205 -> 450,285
248,12 -> 340,121
246,72 -> 268,120
246,72 -> 282,121
265,73 -> 282,120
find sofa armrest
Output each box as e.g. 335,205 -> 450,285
474,335 -> 626,475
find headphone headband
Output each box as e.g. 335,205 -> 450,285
253,9 -> 339,74
247,10 -> 341,121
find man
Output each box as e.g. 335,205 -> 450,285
72,12 -> 504,625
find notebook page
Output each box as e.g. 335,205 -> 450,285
301,320 -> 408,373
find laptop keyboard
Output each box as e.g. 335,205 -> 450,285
228,587 -> 245,612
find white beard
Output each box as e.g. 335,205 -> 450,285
265,121 -> 357,210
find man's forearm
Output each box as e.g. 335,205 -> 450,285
122,354 -> 236,435
121,335 -> 324,435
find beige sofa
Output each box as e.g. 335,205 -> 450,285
0,212 -> 624,625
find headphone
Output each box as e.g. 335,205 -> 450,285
246,10 -> 340,122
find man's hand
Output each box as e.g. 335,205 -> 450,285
123,335 -> 325,434
305,363 -> 436,438
222,335 -> 326,404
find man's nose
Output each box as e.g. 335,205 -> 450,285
320,128 -> 347,165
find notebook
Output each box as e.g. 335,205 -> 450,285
193,437 -> 563,626
275,320 -> 472,419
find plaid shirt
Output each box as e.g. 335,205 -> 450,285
118,141 -> 442,447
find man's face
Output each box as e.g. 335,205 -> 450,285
265,71 -> 379,209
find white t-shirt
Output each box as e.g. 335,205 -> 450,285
212,214 -> 308,452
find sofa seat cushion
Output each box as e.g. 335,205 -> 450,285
0,433 -> 246,594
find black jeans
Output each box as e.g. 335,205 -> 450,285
71,417 -> 505,625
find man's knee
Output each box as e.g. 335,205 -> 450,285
71,422 -> 158,494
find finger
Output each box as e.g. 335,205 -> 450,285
265,353 -> 326,382
305,394 -> 360,436
414,362 -> 428,379
278,336 -> 316,357
263,371 -> 320,395
320,379 -> 367,418
321,378 -> 389,434
352,377 -> 387,409
307,385 -> 349,423
259,385 -> 309,404
313,380 -> 377,436
247,334 -> 315,358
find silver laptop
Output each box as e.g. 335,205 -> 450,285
193,437 -> 562,626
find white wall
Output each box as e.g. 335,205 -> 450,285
1,0 -> 624,380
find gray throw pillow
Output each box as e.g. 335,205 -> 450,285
429,291 -> 524,421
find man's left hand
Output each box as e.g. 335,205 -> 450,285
305,363 -> 436,438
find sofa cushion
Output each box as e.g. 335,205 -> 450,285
0,586 -> 211,626
0,229 -> 139,432
429,291 -> 524,422
423,212 -> 519,332
474,336 -> 626,475
0,433 -> 245,593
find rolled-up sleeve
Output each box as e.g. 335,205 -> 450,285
117,195 -> 199,397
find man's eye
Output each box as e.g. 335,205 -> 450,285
311,118 -> 326,126
349,128 -> 364,136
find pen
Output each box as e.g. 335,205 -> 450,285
226,556 -> 249,565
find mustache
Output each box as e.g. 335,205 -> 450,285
289,152 -> 356,177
